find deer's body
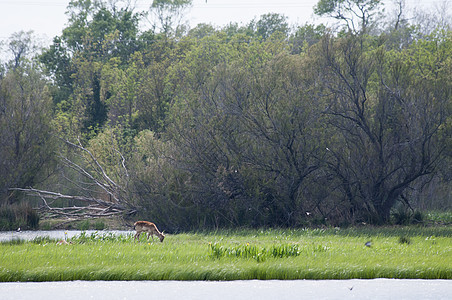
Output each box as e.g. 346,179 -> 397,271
134,221 -> 165,242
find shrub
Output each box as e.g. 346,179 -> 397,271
78,220 -> 91,231
94,220 -> 106,230
398,236 -> 411,245
391,204 -> 423,225
0,203 -> 39,230
412,210 -> 423,224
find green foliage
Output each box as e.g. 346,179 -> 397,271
208,242 -> 304,262
0,238 -> 26,246
94,220 -> 106,230
425,211 -> 452,224
150,0 -> 193,35
250,13 -> 289,40
63,0 -> 142,61
31,236 -> 56,245
77,220 -> 91,231
2,0 -> 451,229
70,231 -> 133,243
398,236 -> 411,245
310,31 -> 452,224
0,61 -> 56,204
291,23 -> 327,53
85,126 -> 130,185
314,0 -> 382,33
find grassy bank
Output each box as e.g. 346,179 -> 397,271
0,227 -> 451,281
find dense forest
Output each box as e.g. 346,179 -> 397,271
1,0 -> 451,230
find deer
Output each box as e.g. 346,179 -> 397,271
133,221 -> 165,242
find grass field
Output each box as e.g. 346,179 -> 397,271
0,227 -> 451,281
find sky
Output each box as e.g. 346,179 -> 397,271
0,0 -> 448,46
0,0 -> 322,43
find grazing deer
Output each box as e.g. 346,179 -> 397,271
134,221 -> 165,242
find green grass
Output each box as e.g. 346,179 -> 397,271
0,227 -> 451,281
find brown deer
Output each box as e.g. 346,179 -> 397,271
133,221 -> 165,242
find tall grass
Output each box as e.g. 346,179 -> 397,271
0,228 -> 450,281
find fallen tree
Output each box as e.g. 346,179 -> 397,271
11,138 -> 138,220
11,187 -> 136,218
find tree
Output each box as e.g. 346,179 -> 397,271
290,23 -> 327,54
40,36 -> 75,104
13,133 -> 137,219
249,13 -> 289,40
149,0 -> 193,37
128,130 -> 189,230
314,0 -> 383,34
132,43 -> 178,133
40,0 -> 144,109
165,36 -> 325,227
316,32 -> 451,223
0,62 -> 55,204
188,23 -> 217,40
6,31 -> 39,70
62,0 -> 142,59
67,55 -> 108,139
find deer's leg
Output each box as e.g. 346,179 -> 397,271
134,232 -> 140,242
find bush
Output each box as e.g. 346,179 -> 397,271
0,203 -> 39,230
412,210 -> 423,224
94,220 -> 106,230
391,203 -> 424,226
78,220 -> 91,231
398,236 -> 411,245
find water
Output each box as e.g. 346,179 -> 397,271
0,279 -> 450,300
0,230 -> 133,242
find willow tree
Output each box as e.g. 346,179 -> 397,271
164,34 -> 325,227
0,62 -> 55,204
316,32 -> 451,223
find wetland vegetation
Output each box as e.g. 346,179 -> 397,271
0,226 -> 450,281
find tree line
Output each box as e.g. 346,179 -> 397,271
1,0 -> 451,230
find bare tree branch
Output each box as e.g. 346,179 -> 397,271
11,137 -> 137,220
11,187 -> 137,218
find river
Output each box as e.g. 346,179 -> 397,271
0,279 -> 451,299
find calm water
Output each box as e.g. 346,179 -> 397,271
0,279 -> 451,300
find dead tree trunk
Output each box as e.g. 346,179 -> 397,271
11,138 -> 138,219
